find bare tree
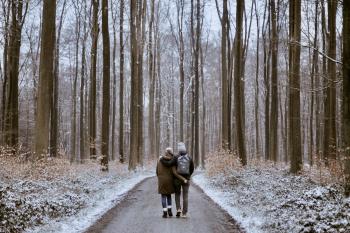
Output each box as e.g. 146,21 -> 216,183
50,0 -> 67,157
35,0 -> 56,156
4,0 -> 28,149
89,0 -> 99,159
323,0 -> 337,165
234,0 -> 247,165
269,0 -> 278,162
119,0 -> 125,163
289,0 -> 302,173
101,0 -> 111,170
343,0 -> 350,196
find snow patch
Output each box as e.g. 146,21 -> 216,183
26,172 -> 153,233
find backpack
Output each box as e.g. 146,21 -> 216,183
177,154 -> 190,175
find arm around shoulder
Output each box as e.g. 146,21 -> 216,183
172,166 -> 187,183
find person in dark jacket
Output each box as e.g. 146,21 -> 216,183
174,142 -> 194,218
156,147 -> 186,218
160,142 -> 194,218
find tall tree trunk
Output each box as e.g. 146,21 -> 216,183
200,43 -> 206,168
129,0 -> 139,170
89,0 -> 99,159
289,0 -> 302,173
80,4 -> 87,162
50,0 -> 67,157
5,1 -> 26,150
343,0 -> 350,196
148,0 -> 155,158
111,0 -> 117,161
254,0 -> 261,158
269,0 -> 278,162
234,0 -> 247,165
194,0 -> 200,167
1,2 -> 10,145
221,0 -> 229,149
101,0 -> 111,170
323,0 -> 337,165
35,0 -> 56,156
136,0 -> 146,166
155,47 -> 161,159
310,0 -> 319,166
119,0 -> 125,163
178,0 -> 185,143
71,9 -> 80,162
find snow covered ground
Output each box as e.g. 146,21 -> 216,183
193,166 -> 350,233
0,158 -> 153,233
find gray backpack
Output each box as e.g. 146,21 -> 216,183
177,154 -> 190,175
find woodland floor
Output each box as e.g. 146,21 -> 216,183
193,165 -> 350,233
1,155 -> 350,233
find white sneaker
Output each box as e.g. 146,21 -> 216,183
181,214 -> 187,218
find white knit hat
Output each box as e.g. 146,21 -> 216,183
177,142 -> 187,154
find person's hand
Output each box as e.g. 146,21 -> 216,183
184,179 -> 188,184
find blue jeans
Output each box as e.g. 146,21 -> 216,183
161,194 -> 172,209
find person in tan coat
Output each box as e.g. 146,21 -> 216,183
156,147 -> 186,218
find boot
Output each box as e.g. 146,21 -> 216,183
162,211 -> 168,218
167,208 -> 173,217
176,209 -> 182,218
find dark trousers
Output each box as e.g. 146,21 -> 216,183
161,194 -> 172,209
174,180 -> 190,214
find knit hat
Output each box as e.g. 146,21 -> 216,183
166,147 -> 173,154
177,142 -> 187,154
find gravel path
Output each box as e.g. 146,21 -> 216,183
85,177 -> 243,233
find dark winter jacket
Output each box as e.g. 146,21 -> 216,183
156,154 -> 176,194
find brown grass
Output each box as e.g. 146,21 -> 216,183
0,146 -> 130,182
205,149 -> 243,177
204,149 -> 344,186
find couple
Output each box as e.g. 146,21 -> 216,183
156,142 -> 194,218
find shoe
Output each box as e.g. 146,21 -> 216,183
181,214 -> 187,218
162,211 -> 168,218
176,209 -> 182,218
167,208 -> 173,217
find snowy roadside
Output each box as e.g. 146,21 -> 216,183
193,167 -> 350,233
0,158 -> 154,233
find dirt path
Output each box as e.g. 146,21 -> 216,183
86,177 -> 243,233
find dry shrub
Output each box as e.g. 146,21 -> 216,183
0,146 -> 130,182
302,155 -> 344,185
205,149 -> 243,177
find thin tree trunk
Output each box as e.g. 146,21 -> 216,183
323,0 -> 337,165
193,0 -> 200,167
5,1 -> 26,149
71,9 -> 80,162
89,0 -> 99,159
148,0 -> 155,158
119,0 -> 125,163
254,0 -> 260,158
309,0 -> 319,166
220,0 -> 229,149
50,0 -> 67,157
1,2 -> 10,145
101,0 -> 111,170
129,0 -> 139,170
80,3 -> 88,162
269,0 -> 278,162
343,0 -> 350,196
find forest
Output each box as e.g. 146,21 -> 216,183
0,0 -> 350,232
